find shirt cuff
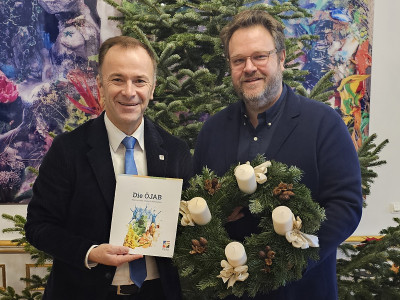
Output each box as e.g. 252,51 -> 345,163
85,245 -> 99,269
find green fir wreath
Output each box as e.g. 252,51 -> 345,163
173,155 -> 326,299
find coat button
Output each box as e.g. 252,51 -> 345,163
105,272 -> 112,279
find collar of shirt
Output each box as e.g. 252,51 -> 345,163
240,83 -> 287,128
104,113 -> 147,176
104,113 -> 145,153
237,83 -> 288,163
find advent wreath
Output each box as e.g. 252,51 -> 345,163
173,155 -> 325,299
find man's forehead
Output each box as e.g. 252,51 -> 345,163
103,48 -> 153,71
229,27 -> 275,55
103,45 -> 155,73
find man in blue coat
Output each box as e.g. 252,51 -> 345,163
25,36 -> 192,300
193,10 -> 362,299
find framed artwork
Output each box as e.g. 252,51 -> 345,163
25,264 -> 52,290
0,0 -> 120,204
0,264 -> 5,290
281,0 -> 373,150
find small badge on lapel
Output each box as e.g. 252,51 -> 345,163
159,155 -> 165,160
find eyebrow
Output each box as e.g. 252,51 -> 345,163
230,50 -> 275,59
108,73 -> 150,81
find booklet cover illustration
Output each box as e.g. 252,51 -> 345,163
109,174 -> 183,258
123,205 -> 160,249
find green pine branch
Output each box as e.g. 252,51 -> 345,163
337,218 -> 400,299
0,286 -> 43,300
357,133 -> 389,201
1,214 -> 52,299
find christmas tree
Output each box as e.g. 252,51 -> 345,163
104,0 -> 316,149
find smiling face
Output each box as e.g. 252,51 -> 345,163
229,25 -> 286,113
97,45 -> 155,135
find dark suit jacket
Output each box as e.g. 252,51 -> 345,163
193,85 -> 363,300
25,113 -> 193,300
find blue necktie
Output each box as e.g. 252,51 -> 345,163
121,136 -> 147,287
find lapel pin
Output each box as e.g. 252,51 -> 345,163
159,155 -> 165,160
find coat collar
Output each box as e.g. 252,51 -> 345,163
266,86 -> 301,159
86,113 -> 116,212
143,118 -> 168,178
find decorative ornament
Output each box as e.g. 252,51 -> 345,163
190,237 -> 208,254
204,178 -> 221,195
179,200 -> 195,226
217,241 -> 249,288
273,182 -> 295,200
173,155 -> 325,299
254,161 -> 272,183
285,216 -> 319,249
259,246 -> 276,273
218,260 -> 249,288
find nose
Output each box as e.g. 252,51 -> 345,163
243,57 -> 257,73
122,81 -> 137,97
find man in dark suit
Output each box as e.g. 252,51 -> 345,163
25,36 -> 192,300
193,10 -> 363,300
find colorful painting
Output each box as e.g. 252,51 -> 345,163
0,0 -> 374,203
281,0 -> 373,149
0,0 -> 119,204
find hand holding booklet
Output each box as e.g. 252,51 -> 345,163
109,174 -> 183,258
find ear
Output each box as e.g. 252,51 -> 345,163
96,74 -> 103,94
96,74 -> 102,87
279,49 -> 286,71
150,80 -> 156,100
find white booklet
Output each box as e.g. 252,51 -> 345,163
109,174 -> 183,258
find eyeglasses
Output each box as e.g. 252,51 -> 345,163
229,49 -> 278,70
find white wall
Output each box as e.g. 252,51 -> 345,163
353,0 -> 400,235
0,205 -> 27,240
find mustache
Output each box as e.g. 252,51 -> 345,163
240,73 -> 265,82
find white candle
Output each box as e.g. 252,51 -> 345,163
234,164 -> 257,194
225,241 -> 247,267
187,197 -> 212,225
272,206 -> 294,236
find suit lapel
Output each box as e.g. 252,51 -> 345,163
86,114 -> 116,212
144,118 -> 168,177
266,88 -> 301,159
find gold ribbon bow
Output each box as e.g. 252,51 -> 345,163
285,216 -> 319,249
217,260 -> 249,288
179,201 -> 195,226
244,160 -> 272,184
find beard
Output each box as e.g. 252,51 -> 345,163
234,69 -> 283,112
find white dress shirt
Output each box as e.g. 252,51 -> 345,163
85,113 -> 160,285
